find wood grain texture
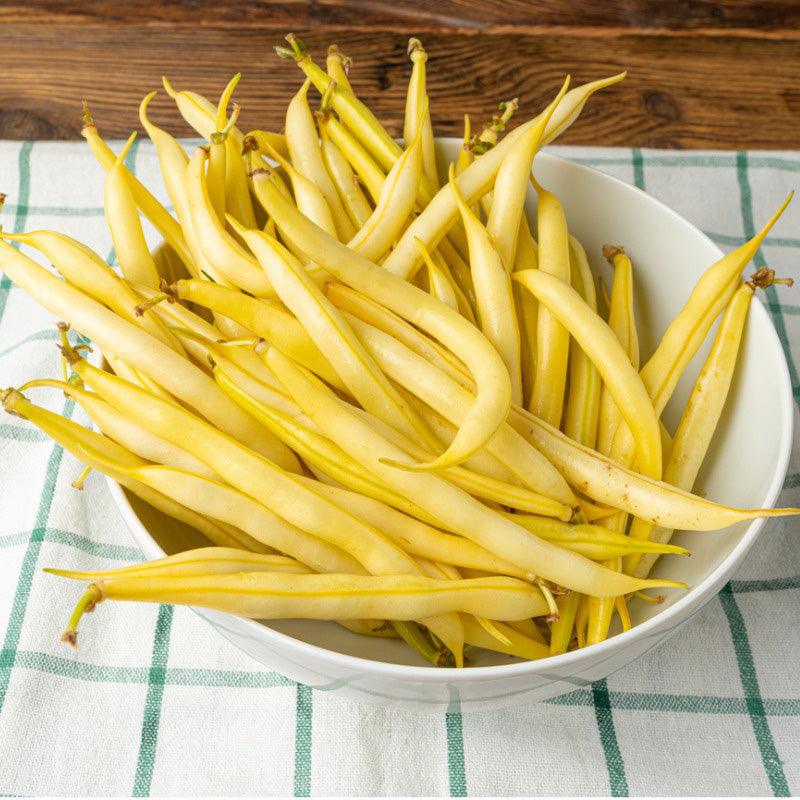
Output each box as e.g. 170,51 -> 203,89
1,2 -> 799,147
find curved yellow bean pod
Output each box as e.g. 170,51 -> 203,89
416,240 -> 458,311
244,130 -> 290,160
262,140 -> 338,238
343,313 -> 574,505
81,106 -> 194,271
286,79 -> 356,241
563,237 -> 601,449
508,404 -> 799,530
504,513 -> 688,561
487,77 -> 569,271
450,165 -> 523,405
3,390 -> 266,553
514,269 -> 662,479
46,548 -> 312,582
526,182 -> 571,427
68,572 -> 550,628
185,147 -> 274,296
315,110 -> 386,204
326,282 -> 472,388
404,38 -> 439,191
161,76 -> 255,227
104,133 -> 161,288
347,121 -> 423,263
1,228 -> 181,354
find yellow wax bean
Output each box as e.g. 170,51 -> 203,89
81,106 -> 194,272
526,182 -> 571,427
129,281 -> 277,382
253,178 -> 512,471
305,480 -> 530,579
404,38 -> 439,191
185,147 -> 274,296
27,378 -> 218,481
326,44 -> 354,94
550,592 -> 579,655
319,130 -> 373,229
161,76 -> 255,227
0,241 -> 296,467
326,283 -> 472,388
347,123 -> 423,263
630,281 -> 758,577
215,367 -> 445,527
262,140 -> 338,238
596,245 -> 638,454
381,73 -> 627,280
345,399 -> 570,516
455,114 -> 472,177
286,79 -> 356,241
507,404 -> 799,529
315,111 -> 386,204
206,75 -> 241,223
416,240 -> 459,311
611,194 -> 792,461
266,347 -> 685,598
46,548 -> 312,582
460,615 -> 550,661
104,133 -> 161,288
563,237 -> 601,449
280,36 -> 403,173
65,572 -> 550,633
504,512 -> 688,561
450,165 -> 523,405
487,77 -> 569,271
514,269 -> 662,479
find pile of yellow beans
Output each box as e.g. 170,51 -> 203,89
0,35 -> 795,667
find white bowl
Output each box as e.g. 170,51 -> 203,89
107,140 -> 793,712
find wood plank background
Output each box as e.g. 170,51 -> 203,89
1,1 -> 798,147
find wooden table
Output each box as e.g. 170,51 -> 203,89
1,1 -> 798,147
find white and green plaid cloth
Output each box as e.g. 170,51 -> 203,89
1,140 -> 799,796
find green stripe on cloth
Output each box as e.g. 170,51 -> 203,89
0,142 -> 33,322
719,584 -> 789,796
445,709 -> 467,796
632,148 -> 645,191
0,398 -> 74,718
0,422 -> 50,443
730,575 -> 800,594
132,604 -> 174,797
293,684 -> 313,796
1,525 -> 142,561
592,679 -> 629,796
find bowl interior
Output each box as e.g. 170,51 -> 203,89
115,139 -> 792,669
